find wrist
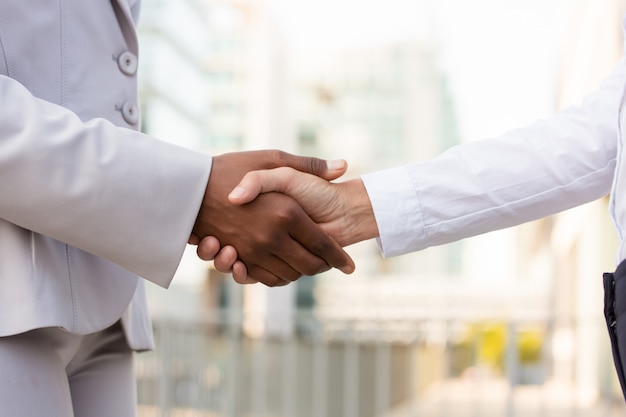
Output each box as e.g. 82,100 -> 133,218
336,178 -> 379,246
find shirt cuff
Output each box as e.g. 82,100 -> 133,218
361,166 -> 425,257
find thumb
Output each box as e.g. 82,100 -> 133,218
229,167 -> 304,205
279,153 -> 348,181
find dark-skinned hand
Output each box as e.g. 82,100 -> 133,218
191,150 -> 355,286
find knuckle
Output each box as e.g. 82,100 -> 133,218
258,235 -> 279,251
246,232 -> 277,252
307,157 -> 323,176
247,170 -> 262,183
285,270 -> 302,282
265,275 -> 290,287
311,239 -> 332,256
274,205 -> 298,224
302,259 -> 328,276
214,260 -> 231,273
269,149 -> 285,167
248,267 -> 276,287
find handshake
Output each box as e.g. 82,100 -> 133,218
189,150 -> 380,287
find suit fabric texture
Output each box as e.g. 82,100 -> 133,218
0,0 -> 211,349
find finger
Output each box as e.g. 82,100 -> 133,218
248,253 -> 303,283
288,212 -> 356,275
231,261 -> 256,284
277,152 -> 348,181
196,236 -> 221,260
245,264 -> 294,287
250,199 -> 353,275
229,168 -> 297,205
270,239 -> 333,277
248,197 -> 354,275
188,234 -> 200,245
213,245 -> 238,273
324,159 -> 348,180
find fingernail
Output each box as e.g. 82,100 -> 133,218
229,186 -> 246,199
327,159 -> 346,171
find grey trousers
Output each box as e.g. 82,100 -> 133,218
0,321 -> 137,417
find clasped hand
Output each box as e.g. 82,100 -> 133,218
189,150 -> 357,287
192,153 -> 380,286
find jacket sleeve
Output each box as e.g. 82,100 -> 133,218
0,75 -> 212,287
362,56 -> 626,257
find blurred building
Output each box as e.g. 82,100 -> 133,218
288,36 -> 558,366
136,0 -> 552,364
542,0 -> 626,401
134,0 -> 626,414
290,41 -> 472,322
138,0 -> 212,150
137,0 -> 298,335
294,42 -> 458,172
138,0 -> 292,153
199,0 -> 294,154
137,0 -> 470,341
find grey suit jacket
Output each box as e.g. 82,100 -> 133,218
0,0 -> 211,349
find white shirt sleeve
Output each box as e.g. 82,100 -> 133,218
361,56 -> 626,258
361,166 -> 424,257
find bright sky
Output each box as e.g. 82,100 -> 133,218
262,0 -> 572,142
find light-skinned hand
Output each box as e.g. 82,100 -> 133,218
198,166 -> 379,284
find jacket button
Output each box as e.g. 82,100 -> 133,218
118,51 -> 138,76
121,101 -> 139,125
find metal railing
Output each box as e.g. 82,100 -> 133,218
136,313 -> 626,417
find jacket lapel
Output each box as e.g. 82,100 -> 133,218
110,0 -> 139,53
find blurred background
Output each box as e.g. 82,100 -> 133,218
134,0 -> 626,415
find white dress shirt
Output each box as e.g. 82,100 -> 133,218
362,18 -> 626,265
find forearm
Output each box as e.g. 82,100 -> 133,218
0,76 -> 211,286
